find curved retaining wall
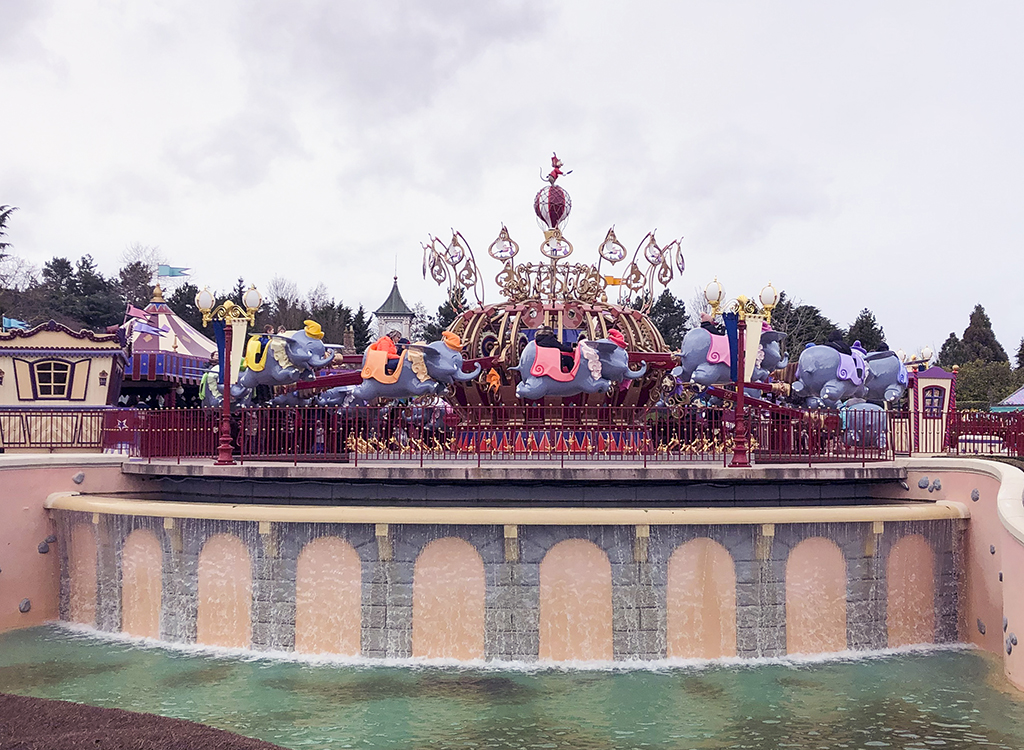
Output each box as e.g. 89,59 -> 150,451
45,495 -> 965,661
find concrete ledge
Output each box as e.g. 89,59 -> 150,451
45,491 -> 968,526
0,453 -> 129,471
121,458 -> 906,483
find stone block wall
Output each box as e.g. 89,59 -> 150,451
55,513 -> 961,661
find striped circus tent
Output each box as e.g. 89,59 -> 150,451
125,285 -> 216,386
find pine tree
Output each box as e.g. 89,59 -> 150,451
118,261 -> 154,310
1015,338 -> 1024,370
960,304 -> 1008,363
649,289 -> 688,349
0,205 -> 17,257
423,289 -> 466,341
937,332 -> 963,368
351,305 -> 372,351
166,282 -> 205,332
846,308 -> 886,352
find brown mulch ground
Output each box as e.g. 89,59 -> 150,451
0,692 -> 287,750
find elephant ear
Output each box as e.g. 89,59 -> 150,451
760,331 -> 787,344
269,338 -> 292,369
591,340 -> 622,356
864,350 -> 897,362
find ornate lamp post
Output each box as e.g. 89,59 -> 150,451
705,280 -> 777,469
195,285 -> 262,465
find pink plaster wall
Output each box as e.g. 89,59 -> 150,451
0,460 -> 143,633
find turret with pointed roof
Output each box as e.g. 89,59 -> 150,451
374,276 -> 415,339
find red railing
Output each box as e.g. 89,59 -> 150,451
3,405 -> 1022,463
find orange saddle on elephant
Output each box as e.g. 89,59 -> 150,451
361,349 -> 407,384
530,345 -> 580,382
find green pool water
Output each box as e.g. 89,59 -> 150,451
2,626 -> 1024,749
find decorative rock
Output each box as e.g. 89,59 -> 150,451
72,472 -> 85,484
971,489 -> 980,502
1007,640 -> 1013,656
918,477 -> 930,489
1000,572 -> 1004,582
1005,617 -> 1009,632
37,542 -> 49,555
18,599 -> 30,613
1012,633 -> 1019,646
991,545 -> 996,555
44,535 -> 56,544
931,479 -> 942,492
978,618 -> 986,635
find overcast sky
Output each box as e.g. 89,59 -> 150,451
3,1 -> 1022,356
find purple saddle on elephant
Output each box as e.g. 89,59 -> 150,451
837,351 -> 866,386
706,334 -> 731,366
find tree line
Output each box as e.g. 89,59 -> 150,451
1,204 -> 1021,406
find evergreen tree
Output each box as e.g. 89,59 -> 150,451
937,332 -> 964,368
422,289 -> 465,342
846,308 -> 887,352
770,292 -> 843,354
351,304 -> 372,351
231,277 -> 247,306
1016,338 -> 1024,371
648,289 -> 688,349
960,304 -> 1008,363
118,260 -> 154,310
953,360 -> 1021,408
0,205 -> 17,257
166,282 -> 205,332
69,255 -> 121,329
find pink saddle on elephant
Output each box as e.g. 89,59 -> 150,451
531,345 -> 581,382
706,334 -> 731,366
836,351 -> 866,386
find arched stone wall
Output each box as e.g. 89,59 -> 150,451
887,534 -> 936,647
786,537 -> 847,654
667,538 -> 737,658
197,534 -> 251,648
413,537 -> 485,659
295,536 -> 362,655
120,528 -> 162,639
68,523 -> 97,626
539,539 -> 613,661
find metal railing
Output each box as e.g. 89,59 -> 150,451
3,405 -> 1022,464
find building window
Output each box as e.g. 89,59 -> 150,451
922,385 -> 945,418
34,360 -> 72,398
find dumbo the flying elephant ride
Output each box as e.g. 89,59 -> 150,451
200,320 -> 337,407
510,329 -> 648,401
320,331 -> 482,406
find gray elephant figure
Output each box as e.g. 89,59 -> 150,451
862,351 -> 908,405
237,321 -> 336,391
198,366 -> 252,409
841,401 -> 887,449
675,327 -> 788,387
348,337 -> 481,404
317,385 -> 357,406
791,343 -> 867,408
511,337 -> 647,400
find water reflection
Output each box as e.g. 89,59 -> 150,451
0,626 -> 1022,750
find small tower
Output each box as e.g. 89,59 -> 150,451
374,276 -> 415,340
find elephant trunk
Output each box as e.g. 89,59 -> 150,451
454,362 -> 482,382
308,348 -> 336,368
623,361 -> 648,379
776,355 -> 789,370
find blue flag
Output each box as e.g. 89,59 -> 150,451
157,265 -> 190,278
723,312 -> 739,382
2,317 -> 28,330
212,320 -> 226,386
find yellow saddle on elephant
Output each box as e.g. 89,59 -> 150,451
244,336 -> 272,372
361,349 -> 407,384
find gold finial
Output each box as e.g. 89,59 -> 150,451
151,284 -> 166,303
